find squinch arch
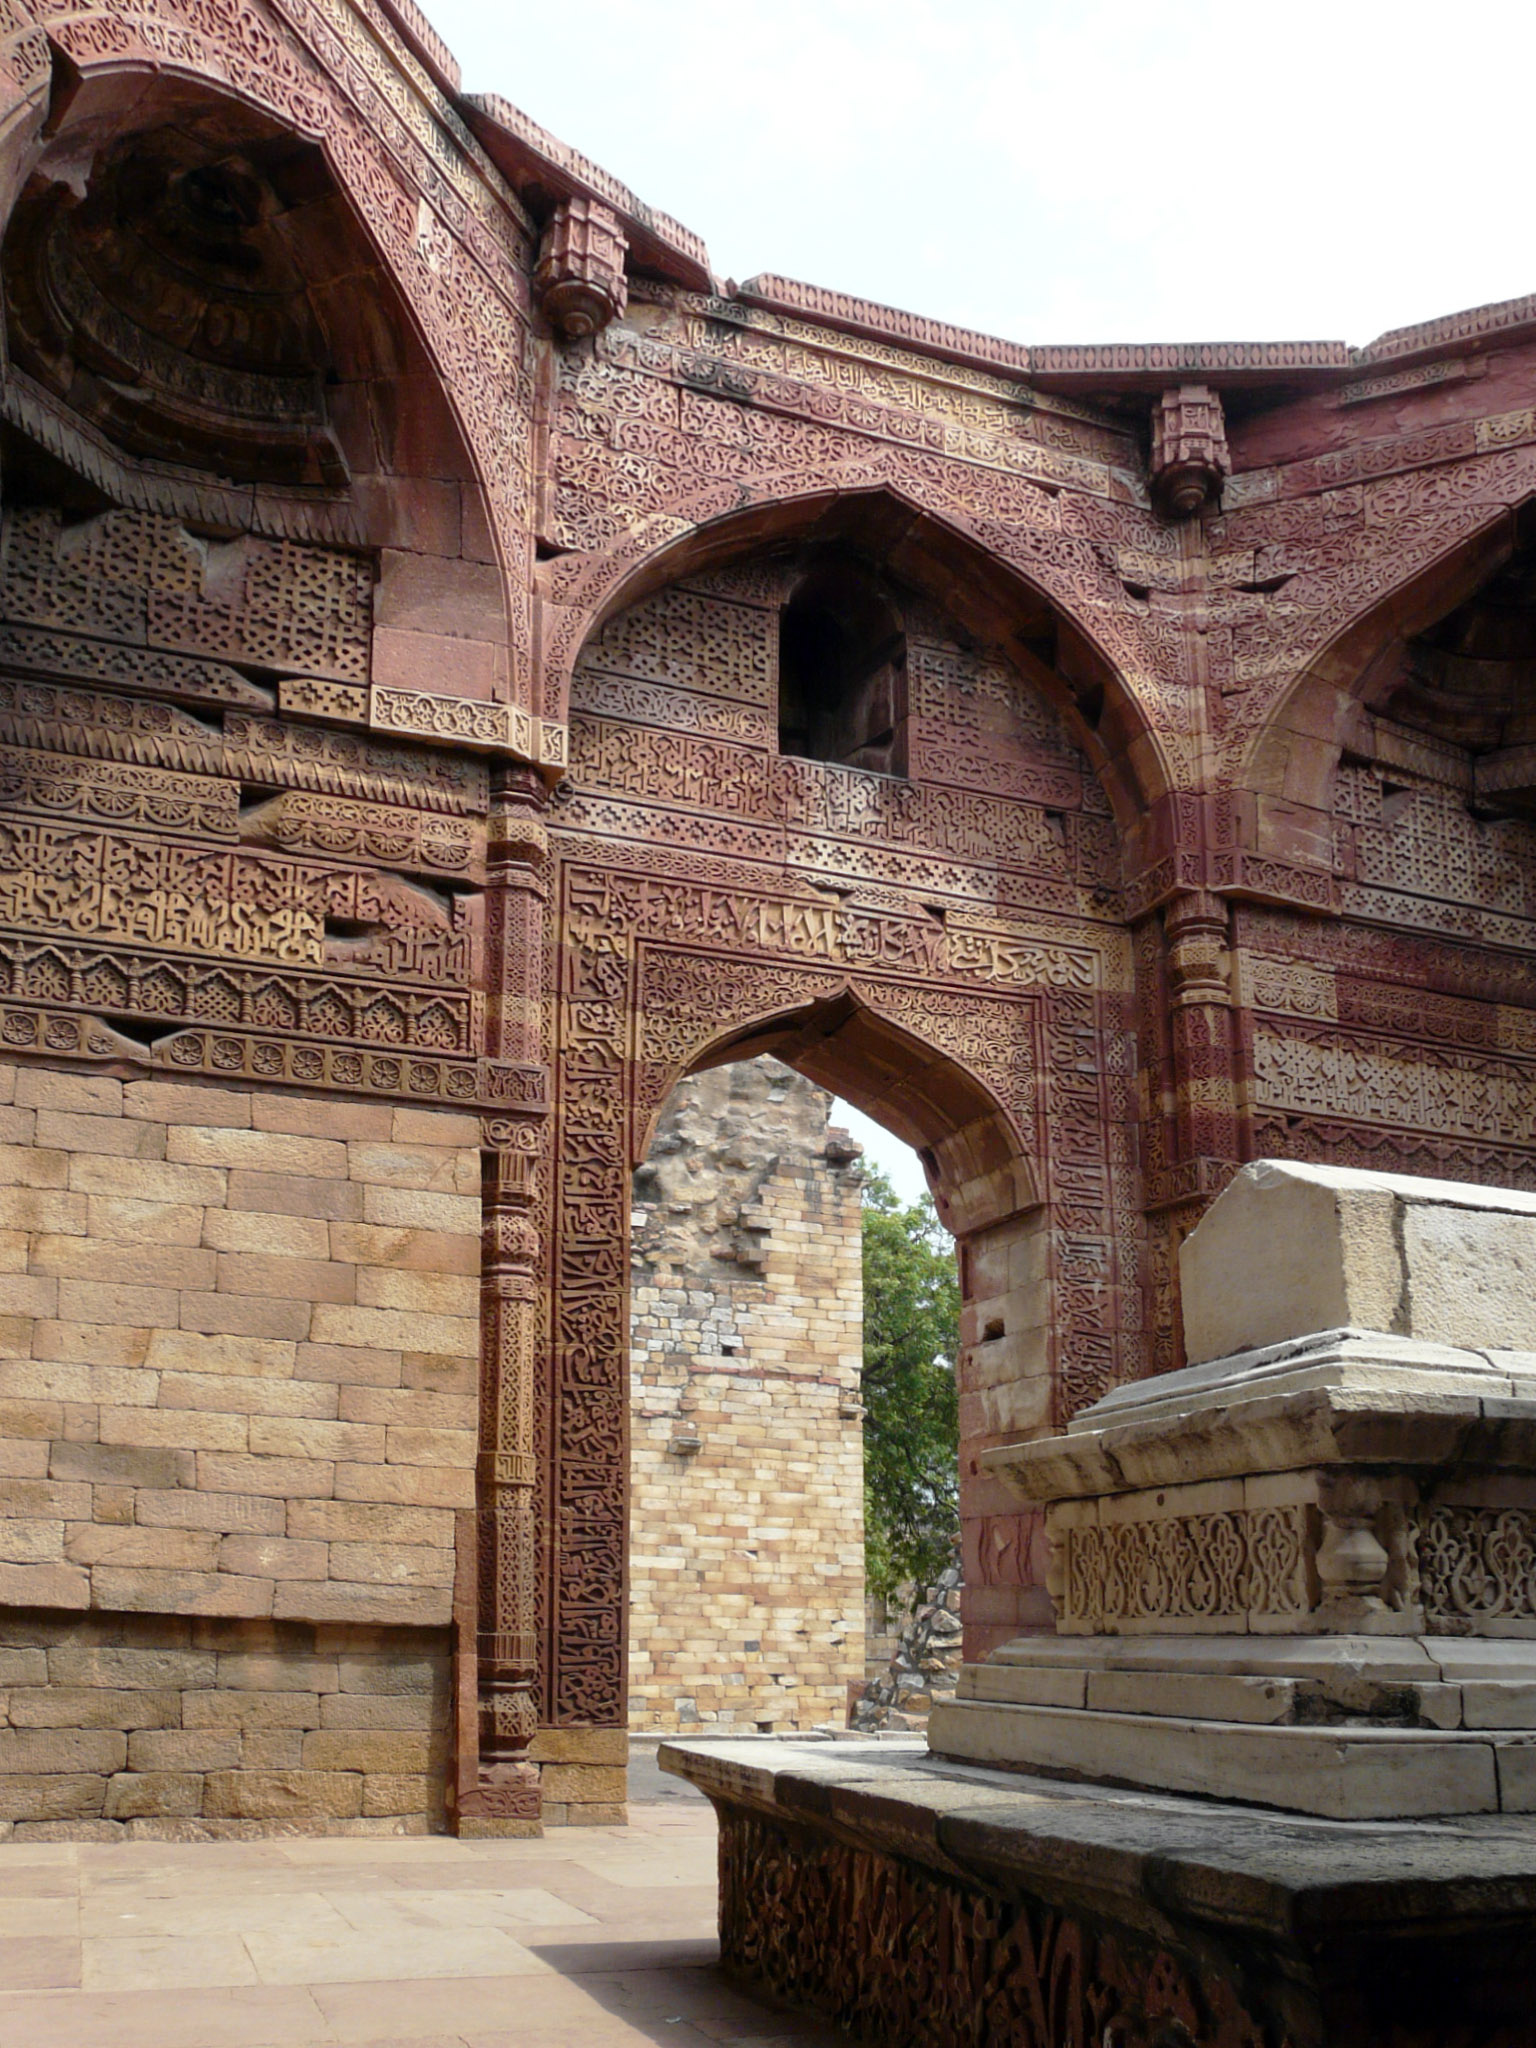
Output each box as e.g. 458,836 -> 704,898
0,3 -> 535,703
1246,504 -> 1529,831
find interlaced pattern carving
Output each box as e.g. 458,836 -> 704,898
0,510 -> 373,682
1062,1509 -> 1309,1629
0,677 -> 486,814
1417,1507 -> 1536,1624
1253,1024 -> 1536,1150
0,936 -> 472,1050
18,0 -> 1536,1800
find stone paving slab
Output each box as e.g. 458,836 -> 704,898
0,1804 -> 842,2048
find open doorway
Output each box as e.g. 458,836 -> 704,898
829,1097 -> 965,1731
626,1051 -> 967,1740
627,1057 -> 865,1735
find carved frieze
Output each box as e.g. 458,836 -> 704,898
1059,1507 -> 1310,1631
0,677 -> 489,816
369,687 -> 565,770
569,716 -> 1100,883
1252,1021 -> 1536,1150
0,743 -> 238,839
716,1806 -> 1277,2048
564,866 -> 1105,990
0,820 -> 327,964
0,622 -> 274,713
1418,1506 -> 1536,1627
569,669 -> 774,748
0,933 -> 472,1051
242,792 -> 485,884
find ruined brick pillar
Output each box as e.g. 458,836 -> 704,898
461,767 -> 550,1834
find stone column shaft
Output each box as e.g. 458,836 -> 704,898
461,767 -> 549,1834
1164,889 -> 1239,1168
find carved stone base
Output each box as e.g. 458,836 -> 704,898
663,1735 -> 1536,2048
452,1760 -> 543,1838
455,1814 -> 543,1839
931,1633 -> 1536,1818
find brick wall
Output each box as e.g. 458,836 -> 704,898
0,1612 -> 449,1837
628,1059 -> 864,1733
0,1060 -> 478,1833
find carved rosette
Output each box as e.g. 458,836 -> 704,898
535,198 -> 628,340
463,768 -> 551,1832
1149,384 -> 1229,517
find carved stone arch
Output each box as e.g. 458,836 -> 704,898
543,476 -> 1177,835
0,0 -> 534,702
631,952 -> 848,1164
634,964 -> 1040,1237
1241,463 -> 1536,844
0,15 -> 51,235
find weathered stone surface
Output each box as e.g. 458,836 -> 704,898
538,1764 -> 628,1805
203,1770 -> 363,1820
958,1165 -> 1536,1818
103,1772 -> 206,1819
11,0 -> 1536,1856
0,1612 -> 449,1830
1181,1160 -> 1536,1364
665,1736 -> 1536,2048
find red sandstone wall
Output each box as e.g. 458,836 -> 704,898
3,0 -> 1536,1823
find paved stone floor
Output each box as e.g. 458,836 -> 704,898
0,1790 -> 843,2048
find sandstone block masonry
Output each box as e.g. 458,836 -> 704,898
628,1058 -> 865,1734
0,1061 -> 478,1835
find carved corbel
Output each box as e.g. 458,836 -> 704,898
1150,384 -> 1229,518
535,196 -> 628,340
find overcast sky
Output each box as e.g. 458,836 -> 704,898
430,0 -> 1528,350
424,0 -> 1527,1204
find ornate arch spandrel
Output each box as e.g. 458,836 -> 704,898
544,869 -> 1141,1724
631,958 -> 1045,1217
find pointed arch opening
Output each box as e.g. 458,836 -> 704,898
1247,505 -> 1532,834
559,483 -> 1168,838
684,987 -> 1037,1240
626,980 -> 1045,1737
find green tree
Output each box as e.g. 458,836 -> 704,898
860,1167 -> 961,1606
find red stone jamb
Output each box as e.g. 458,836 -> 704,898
456,765 -> 551,1835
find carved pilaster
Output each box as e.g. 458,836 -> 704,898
1150,384 -> 1228,518
459,767 -> 550,1836
535,197 -> 627,340
1164,889 -> 1239,1175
